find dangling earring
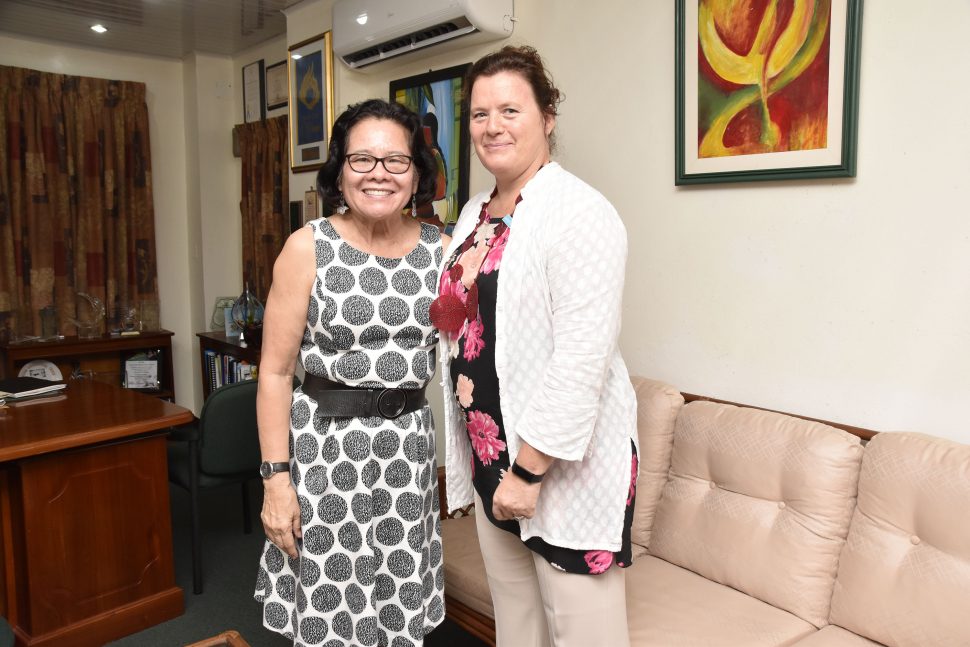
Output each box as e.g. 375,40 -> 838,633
336,195 -> 348,215
411,194 -> 418,218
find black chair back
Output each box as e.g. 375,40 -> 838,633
198,379 -> 260,476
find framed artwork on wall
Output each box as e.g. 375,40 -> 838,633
288,32 -> 335,173
265,60 -> 288,111
390,63 -> 471,228
675,0 -> 863,185
242,59 -> 265,123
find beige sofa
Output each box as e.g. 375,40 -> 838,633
439,377 -> 970,646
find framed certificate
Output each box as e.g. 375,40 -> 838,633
242,59 -> 265,123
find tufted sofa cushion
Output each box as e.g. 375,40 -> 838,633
828,432 -> 970,646
648,401 -> 864,627
629,377 -> 684,549
626,554 -> 816,646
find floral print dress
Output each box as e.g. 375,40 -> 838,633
432,198 -> 638,575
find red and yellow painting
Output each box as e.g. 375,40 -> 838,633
697,0 -> 831,158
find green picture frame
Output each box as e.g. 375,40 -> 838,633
675,0 -> 864,185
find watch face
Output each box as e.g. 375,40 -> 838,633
259,461 -> 272,478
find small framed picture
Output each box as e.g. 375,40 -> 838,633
265,60 -> 288,111
242,59 -> 265,123
304,188 -> 319,224
288,32 -> 335,172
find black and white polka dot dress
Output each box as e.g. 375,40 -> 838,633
255,219 -> 446,647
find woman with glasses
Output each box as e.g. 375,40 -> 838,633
255,99 -> 450,647
431,46 -> 637,646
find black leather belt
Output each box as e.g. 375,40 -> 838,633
301,373 -> 427,419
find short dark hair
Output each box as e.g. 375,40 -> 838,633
316,99 -> 438,209
464,45 -> 563,150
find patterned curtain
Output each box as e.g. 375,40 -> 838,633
0,65 -> 158,338
237,115 -> 289,303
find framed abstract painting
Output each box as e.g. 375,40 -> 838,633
390,63 -> 471,228
676,0 -> 864,185
288,32 -> 335,173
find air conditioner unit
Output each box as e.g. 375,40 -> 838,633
332,0 -> 514,71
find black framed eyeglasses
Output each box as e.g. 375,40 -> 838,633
346,153 -> 413,174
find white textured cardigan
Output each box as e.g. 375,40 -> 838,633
440,162 -> 638,550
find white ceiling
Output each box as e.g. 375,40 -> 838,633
0,0 -> 306,59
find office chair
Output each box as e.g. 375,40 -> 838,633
168,379 -> 262,595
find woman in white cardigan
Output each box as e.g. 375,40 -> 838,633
430,46 -> 638,647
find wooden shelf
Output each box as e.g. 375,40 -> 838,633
197,331 -> 261,400
0,330 -> 176,400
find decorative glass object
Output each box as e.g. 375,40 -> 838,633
231,284 -> 264,347
70,293 -> 106,338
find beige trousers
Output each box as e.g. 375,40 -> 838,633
474,494 -> 630,647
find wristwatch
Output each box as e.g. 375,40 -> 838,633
259,460 -> 290,479
510,460 -> 545,484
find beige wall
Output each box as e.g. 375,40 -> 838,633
3,0 -> 969,444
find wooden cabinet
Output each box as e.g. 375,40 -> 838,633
196,331 -> 261,400
0,330 -> 177,400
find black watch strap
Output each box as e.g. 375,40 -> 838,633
260,461 -> 290,479
510,461 -> 545,484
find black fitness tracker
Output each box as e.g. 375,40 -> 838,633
259,461 -> 290,479
510,461 -> 545,484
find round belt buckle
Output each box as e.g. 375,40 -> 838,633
377,388 -> 407,419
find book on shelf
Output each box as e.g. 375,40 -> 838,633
203,350 -> 256,391
0,376 -> 67,401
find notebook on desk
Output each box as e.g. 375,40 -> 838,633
0,376 -> 67,400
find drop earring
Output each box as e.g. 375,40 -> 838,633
411,194 -> 418,218
336,195 -> 348,215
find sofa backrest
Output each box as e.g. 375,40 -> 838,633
629,377 -> 684,549
648,400 -> 864,628
828,431 -> 970,646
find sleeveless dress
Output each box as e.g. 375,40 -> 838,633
254,219 -> 446,647
438,201 -> 637,574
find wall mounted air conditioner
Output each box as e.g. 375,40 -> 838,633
332,0 -> 514,71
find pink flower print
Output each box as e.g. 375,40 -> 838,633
628,453 -> 639,506
481,227 -> 510,274
456,374 -> 475,408
584,550 -> 614,575
474,222 -> 497,245
438,268 -> 467,303
458,242 -> 489,289
467,410 -> 505,465
462,318 -> 485,361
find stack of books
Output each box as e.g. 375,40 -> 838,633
0,376 -> 67,405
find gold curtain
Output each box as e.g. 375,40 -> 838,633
237,115 -> 289,303
0,65 -> 158,337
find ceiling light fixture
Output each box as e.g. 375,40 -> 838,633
291,53 -> 302,60
91,24 -> 108,33
356,13 -> 368,25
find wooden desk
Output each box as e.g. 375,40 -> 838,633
0,380 -> 193,646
